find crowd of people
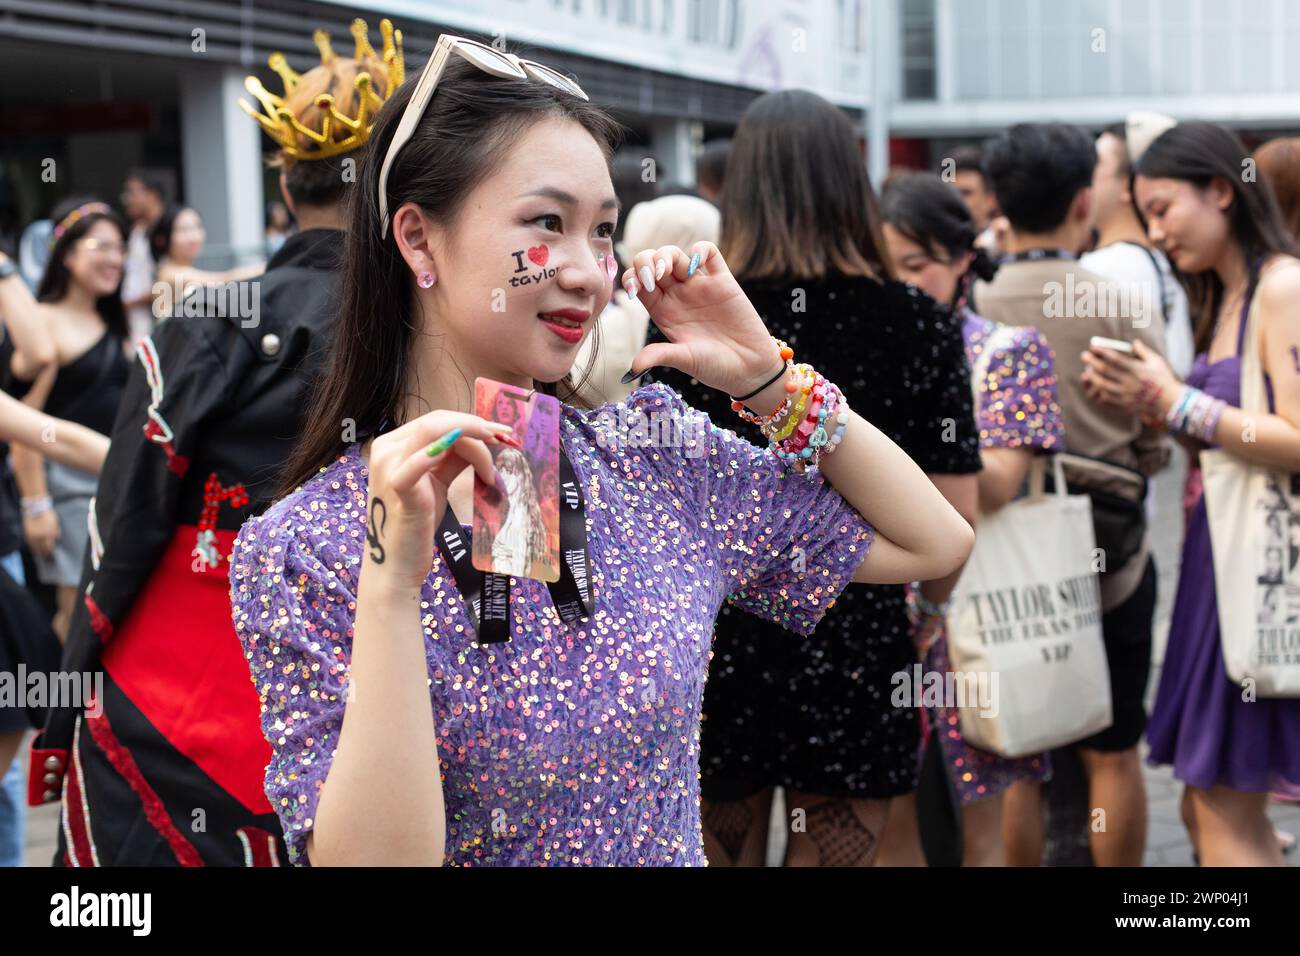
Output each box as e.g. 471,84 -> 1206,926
0,16 -> 1297,868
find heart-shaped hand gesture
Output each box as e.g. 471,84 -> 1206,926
621,241 -> 783,399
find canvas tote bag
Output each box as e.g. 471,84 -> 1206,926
1200,293 -> 1300,696
946,329 -> 1112,756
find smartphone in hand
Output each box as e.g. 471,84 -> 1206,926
1089,335 -> 1134,354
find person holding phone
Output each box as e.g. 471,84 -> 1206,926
1084,122 -> 1300,865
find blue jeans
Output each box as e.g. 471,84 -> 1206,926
0,549 -> 27,867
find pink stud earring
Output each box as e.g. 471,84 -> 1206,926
417,270 -> 436,289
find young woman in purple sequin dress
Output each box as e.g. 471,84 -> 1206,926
227,43 -> 973,866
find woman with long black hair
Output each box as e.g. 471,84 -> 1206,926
228,39 -> 973,866
1086,121 -> 1300,865
4,199 -> 130,641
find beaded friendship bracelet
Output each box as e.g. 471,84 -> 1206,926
729,338 -> 851,473
1165,384 -> 1227,443
21,495 -> 53,519
769,376 -> 814,442
912,589 -> 955,618
770,376 -> 850,472
763,364 -> 822,442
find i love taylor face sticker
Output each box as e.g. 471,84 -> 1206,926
509,245 -> 557,288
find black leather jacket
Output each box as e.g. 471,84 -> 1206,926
31,228 -> 344,865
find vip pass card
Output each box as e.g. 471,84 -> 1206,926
473,377 -> 561,582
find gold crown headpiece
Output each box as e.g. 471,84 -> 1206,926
239,17 -> 404,161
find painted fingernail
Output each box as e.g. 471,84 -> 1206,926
426,427 -> 463,457
498,433 -> 523,449
639,265 -> 656,293
624,278 -> 640,298
654,258 -> 667,280
688,252 -> 701,277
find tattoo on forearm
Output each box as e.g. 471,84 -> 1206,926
1290,345 -> 1300,374
367,497 -> 387,564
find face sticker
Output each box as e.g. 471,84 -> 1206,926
603,253 -> 619,283
509,246 -> 557,288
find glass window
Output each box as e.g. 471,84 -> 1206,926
900,0 -> 937,100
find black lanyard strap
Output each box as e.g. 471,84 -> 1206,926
434,440 -> 591,644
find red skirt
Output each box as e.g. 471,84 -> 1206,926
100,524 -> 272,814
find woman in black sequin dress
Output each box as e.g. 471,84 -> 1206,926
651,91 -> 981,866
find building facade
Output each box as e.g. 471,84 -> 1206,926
0,0 -> 1293,264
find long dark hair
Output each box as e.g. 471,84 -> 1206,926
720,89 -> 893,283
279,51 -> 623,496
148,204 -> 190,263
37,197 -> 128,342
879,171 -> 998,309
1135,122 -> 1299,353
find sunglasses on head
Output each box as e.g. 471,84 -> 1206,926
378,34 -> 588,238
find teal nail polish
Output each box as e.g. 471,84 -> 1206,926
688,253 -> 701,277
426,427 -> 463,456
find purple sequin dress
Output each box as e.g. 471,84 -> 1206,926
1146,332 -> 1300,791
229,384 -> 874,865
921,312 -> 1065,805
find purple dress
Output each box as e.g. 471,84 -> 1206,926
229,384 -> 874,865
921,313 -> 1065,804
1147,323 -> 1300,792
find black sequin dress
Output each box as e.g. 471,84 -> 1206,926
651,273 -> 981,800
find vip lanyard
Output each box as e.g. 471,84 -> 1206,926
996,248 -> 1077,267
434,443 -> 591,644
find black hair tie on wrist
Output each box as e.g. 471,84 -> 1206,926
729,361 -> 789,405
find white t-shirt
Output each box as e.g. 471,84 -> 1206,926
121,222 -> 155,348
1081,241 -> 1195,379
